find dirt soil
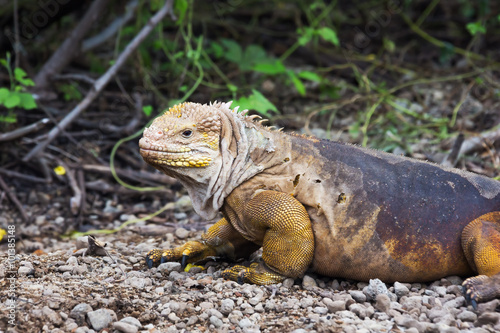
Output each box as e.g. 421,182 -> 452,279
1,173 -> 500,333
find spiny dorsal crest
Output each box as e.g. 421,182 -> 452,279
162,101 -> 277,134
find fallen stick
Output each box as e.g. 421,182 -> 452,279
23,0 -> 176,162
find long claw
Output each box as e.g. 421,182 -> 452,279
181,254 -> 189,269
146,256 -> 154,268
471,299 -> 478,311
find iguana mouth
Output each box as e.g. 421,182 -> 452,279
140,148 -> 212,167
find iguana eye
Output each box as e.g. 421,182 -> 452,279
181,129 -> 193,138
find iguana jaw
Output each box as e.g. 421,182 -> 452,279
139,142 -> 213,168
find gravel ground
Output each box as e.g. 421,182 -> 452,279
1,226 -> 500,333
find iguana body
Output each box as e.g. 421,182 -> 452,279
140,101 -> 500,306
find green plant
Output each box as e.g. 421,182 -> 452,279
0,53 -> 37,123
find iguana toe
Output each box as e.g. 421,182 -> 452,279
146,249 -> 163,268
222,262 -> 286,285
462,275 -> 496,309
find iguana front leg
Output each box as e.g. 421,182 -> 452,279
221,190 -> 315,284
146,218 -> 260,268
461,212 -> 500,308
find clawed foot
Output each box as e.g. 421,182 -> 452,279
221,262 -> 285,285
462,275 -> 498,310
145,241 -> 217,269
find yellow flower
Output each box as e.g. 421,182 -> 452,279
0,228 -> 6,242
54,165 -> 66,175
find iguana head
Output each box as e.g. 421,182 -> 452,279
139,102 -> 222,175
139,101 -> 283,219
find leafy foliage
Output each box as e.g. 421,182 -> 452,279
0,53 -> 37,123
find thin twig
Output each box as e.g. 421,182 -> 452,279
82,0 -> 139,52
0,168 -> 50,184
459,126 -> 500,157
0,175 -> 29,222
23,0 -> 176,162
33,0 -> 110,91
0,118 -> 50,142
441,133 -> 464,168
51,73 -> 96,85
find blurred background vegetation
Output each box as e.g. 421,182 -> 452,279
1,0 -> 499,194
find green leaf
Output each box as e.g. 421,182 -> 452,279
297,27 -> 314,46
287,71 -> 305,96
18,92 -> 37,110
14,68 -> 35,86
208,41 -> 224,59
252,60 -> 286,75
174,0 -> 188,25
0,87 -> 10,103
240,44 -> 268,70
383,37 -> 395,53
0,114 -> 17,123
232,90 -> 277,117
4,94 -> 20,108
317,27 -> 339,46
226,84 -> 238,92
142,105 -> 153,117
220,39 -> 243,63
298,70 -> 321,82
466,22 -> 486,36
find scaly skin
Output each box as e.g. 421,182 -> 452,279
139,101 -> 500,306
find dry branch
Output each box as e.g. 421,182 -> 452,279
23,0 -> 176,162
33,0 -> 109,91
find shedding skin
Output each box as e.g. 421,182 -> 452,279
140,101 -> 500,307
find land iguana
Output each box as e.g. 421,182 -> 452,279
139,101 -> 500,307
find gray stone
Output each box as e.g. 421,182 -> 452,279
445,276 -> 463,285
431,286 -> 447,297
394,315 -> 426,332
401,296 -> 422,310
299,297 -> 314,308
158,262 -> 182,274
42,306 -> 63,326
70,303 -> 93,326
363,279 -> 388,301
207,309 -> 223,319
302,275 -> 317,289
282,278 -> 294,288
475,312 -> 500,326
66,256 -> 79,266
200,301 -> 214,310
239,318 -> 253,329
322,298 -> 345,313
86,308 -> 117,331
477,299 -> 500,312
18,266 -> 34,276
349,290 -> 366,303
120,317 -> 141,328
348,303 -> 370,319
175,227 -> 189,239
210,315 -> 223,328
443,296 -> 464,308
393,282 -> 410,297
375,294 -> 391,313
457,310 -> 477,322
313,306 -> 328,314
168,312 -> 180,323
220,299 -> 235,315
125,277 -> 152,289
113,322 -> 138,333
